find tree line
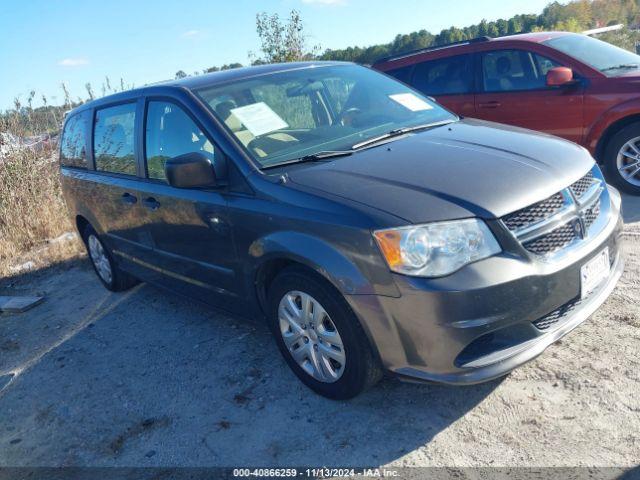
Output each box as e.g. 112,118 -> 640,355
320,0 -> 640,64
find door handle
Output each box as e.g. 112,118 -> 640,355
121,192 -> 137,205
478,101 -> 501,109
143,197 -> 161,211
207,214 -> 230,235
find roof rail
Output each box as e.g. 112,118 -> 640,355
373,36 -> 491,65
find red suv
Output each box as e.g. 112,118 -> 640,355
374,32 -> 640,194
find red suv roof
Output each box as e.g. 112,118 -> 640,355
373,32 -> 571,67
492,31 -> 569,43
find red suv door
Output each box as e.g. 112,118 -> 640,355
474,49 -> 584,143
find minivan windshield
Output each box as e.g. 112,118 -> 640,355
544,33 -> 640,77
196,64 -> 457,168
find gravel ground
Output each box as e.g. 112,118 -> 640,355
0,195 -> 638,469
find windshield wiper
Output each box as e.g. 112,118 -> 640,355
261,150 -> 353,170
601,63 -> 640,72
351,120 -> 455,150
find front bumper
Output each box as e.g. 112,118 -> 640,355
346,188 -> 624,385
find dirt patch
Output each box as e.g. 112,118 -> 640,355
107,416 -> 171,457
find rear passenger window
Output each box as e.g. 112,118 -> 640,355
412,55 -> 473,95
385,65 -> 414,84
94,103 -> 137,175
145,101 -> 215,181
60,111 -> 89,168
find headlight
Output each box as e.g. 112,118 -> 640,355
373,218 -> 501,277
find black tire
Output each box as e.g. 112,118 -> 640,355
81,224 -> 139,292
267,266 -> 382,399
602,122 -> 640,195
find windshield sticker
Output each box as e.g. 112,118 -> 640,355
229,102 -> 289,136
389,93 -> 433,112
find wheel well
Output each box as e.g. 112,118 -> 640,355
595,114 -> 640,162
255,258 -> 298,314
75,215 -> 90,238
255,258 -> 333,314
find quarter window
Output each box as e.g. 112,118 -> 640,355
411,55 -> 473,95
94,103 -> 137,175
60,111 -> 89,168
481,50 -> 561,92
145,101 -> 215,181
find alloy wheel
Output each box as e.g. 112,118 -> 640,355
616,136 -> 640,187
88,234 -> 113,285
278,290 -> 346,383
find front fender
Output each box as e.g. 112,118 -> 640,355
585,97 -> 640,155
247,231 -> 400,298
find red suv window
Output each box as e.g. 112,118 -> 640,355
481,50 -> 561,92
412,54 -> 474,96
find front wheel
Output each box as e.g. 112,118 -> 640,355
603,122 -> 640,195
267,266 -> 382,399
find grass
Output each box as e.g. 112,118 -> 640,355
0,92 -> 91,278
0,145 -> 83,277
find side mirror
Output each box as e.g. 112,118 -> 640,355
546,67 -> 574,87
165,152 -> 217,189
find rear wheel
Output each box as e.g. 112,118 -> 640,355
603,122 -> 640,195
267,266 -> 382,399
82,225 -> 138,292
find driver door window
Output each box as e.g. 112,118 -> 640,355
145,101 -> 215,181
481,50 -> 561,92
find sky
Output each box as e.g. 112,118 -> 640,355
0,0 -> 558,111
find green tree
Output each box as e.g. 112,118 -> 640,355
507,17 -> 523,34
251,9 -> 319,64
496,19 -> 509,36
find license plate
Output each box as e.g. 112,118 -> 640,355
580,247 -> 610,299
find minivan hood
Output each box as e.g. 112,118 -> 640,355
287,118 -> 594,224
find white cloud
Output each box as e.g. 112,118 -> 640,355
182,29 -> 202,38
302,0 -> 346,5
58,57 -> 89,67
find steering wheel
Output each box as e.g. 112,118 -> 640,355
339,107 -> 362,126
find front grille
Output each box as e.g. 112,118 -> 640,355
522,222 -> 577,255
501,168 -> 605,258
584,199 -> 600,230
570,171 -> 595,198
533,296 -> 582,330
502,192 -> 564,231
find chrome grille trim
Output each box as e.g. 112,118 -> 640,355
570,171 -> 595,198
501,168 -> 607,258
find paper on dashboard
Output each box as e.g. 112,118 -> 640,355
389,93 -> 433,112
229,102 -> 289,136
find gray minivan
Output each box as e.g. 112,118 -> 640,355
59,62 -> 624,399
